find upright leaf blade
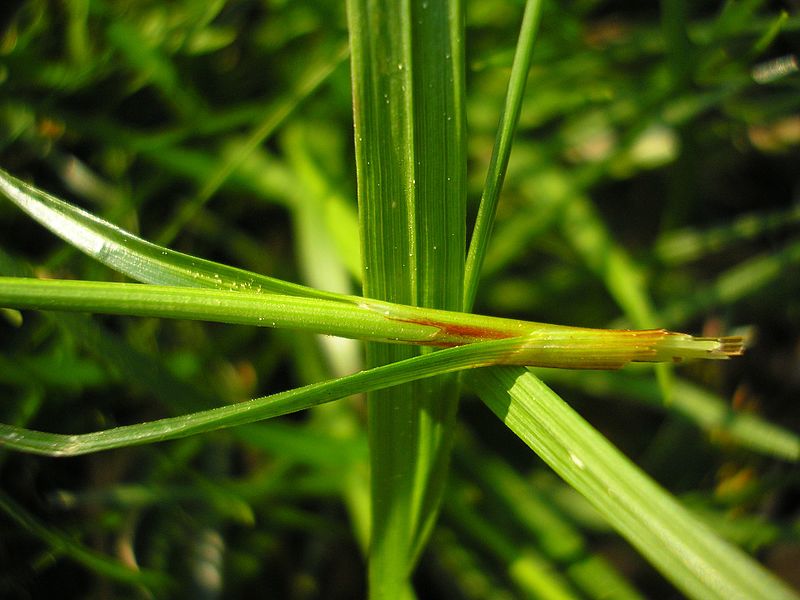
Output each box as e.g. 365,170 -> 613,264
347,0 -> 466,595
464,0 -> 544,311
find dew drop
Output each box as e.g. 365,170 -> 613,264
569,452 -> 585,469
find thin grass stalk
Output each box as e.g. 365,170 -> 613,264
463,0 -> 544,311
0,276 -> 744,366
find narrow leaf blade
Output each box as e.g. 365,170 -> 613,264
0,167 -> 341,300
467,367 -> 799,600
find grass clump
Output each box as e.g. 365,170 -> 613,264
1,1 -> 799,598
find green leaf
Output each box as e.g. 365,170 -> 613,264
0,167 -> 342,301
348,0 -> 467,595
467,367 -> 799,600
464,0 -> 545,310
533,368 -> 800,461
0,336 -> 542,457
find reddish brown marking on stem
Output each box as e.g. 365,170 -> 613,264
389,315 -> 514,346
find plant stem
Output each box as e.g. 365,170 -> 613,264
0,277 -> 743,368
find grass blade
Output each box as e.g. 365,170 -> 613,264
533,368 -> 800,461
467,367 -> 799,600
0,167 -> 341,301
348,1 -> 467,595
0,337 -> 555,457
464,0 -> 545,310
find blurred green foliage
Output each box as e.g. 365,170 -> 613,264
1,0 -> 799,598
